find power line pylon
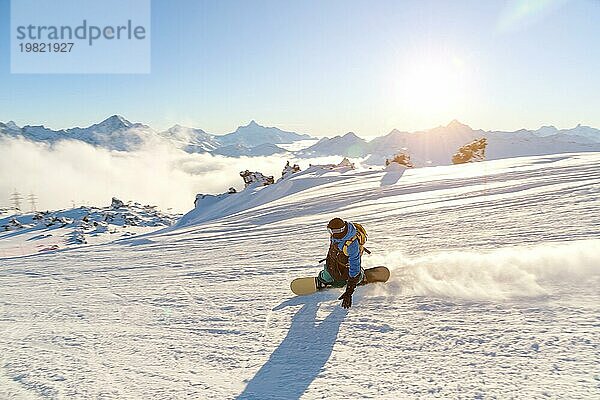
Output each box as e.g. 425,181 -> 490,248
10,190 -> 23,213
28,194 -> 38,212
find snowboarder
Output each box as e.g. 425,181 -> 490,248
318,217 -> 368,309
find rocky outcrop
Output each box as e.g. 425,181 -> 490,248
240,170 -> 275,188
452,138 -> 487,164
385,153 -> 414,168
281,161 -> 301,180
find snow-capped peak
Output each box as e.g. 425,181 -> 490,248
0,120 -> 21,135
95,115 -> 133,130
165,124 -> 207,134
446,119 -> 471,130
159,124 -> 219,153
217,120 -> 311,147
534,125 -> 559,136
5,120 -> 20,130
235,120 -> 262,130
342,131 -> 361,139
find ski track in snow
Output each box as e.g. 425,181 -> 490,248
1,153 -> 599,399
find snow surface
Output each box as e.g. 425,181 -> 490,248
1,153 -> 599,399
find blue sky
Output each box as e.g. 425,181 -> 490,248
0,0 -> 599,137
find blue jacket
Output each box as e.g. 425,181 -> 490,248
330,222 -> 361,278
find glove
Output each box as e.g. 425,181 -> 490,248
339,291 -> 353,309
338,275 -> 360,309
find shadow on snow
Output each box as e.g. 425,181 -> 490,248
237,293 -> 346,400
380,167 -> 406,187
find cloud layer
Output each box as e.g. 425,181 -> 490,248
0,136 -> 343,213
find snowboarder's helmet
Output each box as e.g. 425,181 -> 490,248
327,218 -> 347,238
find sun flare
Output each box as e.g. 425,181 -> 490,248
394,53 -> 471,120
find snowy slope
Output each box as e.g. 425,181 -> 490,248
0,199 -> 180,258
1,153 -> 599,399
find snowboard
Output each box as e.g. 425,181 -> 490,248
290,266 -> 390,296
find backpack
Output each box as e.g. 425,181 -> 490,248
342,222 -> 370,256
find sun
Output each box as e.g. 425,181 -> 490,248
393,52 -> 471,121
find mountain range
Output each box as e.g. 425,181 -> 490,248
0,116 -> 311,156
1,116 -> 599,164
298,119 -> 600,165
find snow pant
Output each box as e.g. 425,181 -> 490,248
317,264 -> 365,288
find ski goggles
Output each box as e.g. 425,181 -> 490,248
327,225 -> 346,235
